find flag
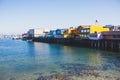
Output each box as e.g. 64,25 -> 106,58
96,20 -> 98,23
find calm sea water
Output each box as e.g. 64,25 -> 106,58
0,39 -> 120,80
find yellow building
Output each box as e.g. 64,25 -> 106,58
62,29 -> 73,38
63,34 -> 68,38
77,25 -> 110,39
62,28 -> 78,38
62,25 -> 110,39
90,25 -> 109,34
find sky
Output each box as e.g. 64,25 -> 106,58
0,0 -> 120,34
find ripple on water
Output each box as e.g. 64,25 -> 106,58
0,39 -> 120,80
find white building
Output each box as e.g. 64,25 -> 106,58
28,28 -> 45,38
105,25 -> 120,31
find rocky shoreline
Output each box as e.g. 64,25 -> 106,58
21,63 -> 120,80
9,63 -> 120,80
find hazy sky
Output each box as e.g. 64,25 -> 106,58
0,0 -> 120,34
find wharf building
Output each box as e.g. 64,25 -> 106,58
23,25 -> 120,40
22,25 -> 120,52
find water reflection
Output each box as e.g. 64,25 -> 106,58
88,52 -> 102,66
30,42 -> 51,64
26,42 -> 35,56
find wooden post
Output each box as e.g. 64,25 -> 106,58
98,40 -> 100,49
105,41 -> 107,50
119,42 -> 120,52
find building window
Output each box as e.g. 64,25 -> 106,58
87,29 -> 89,32
84,34 -> 87,37
80,30 -> 83,32
84,30 -> 86,32
81,34 -> 83,37
113,35 -> 120,38
89,34 -> 97,37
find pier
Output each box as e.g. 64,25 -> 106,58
32,37 -> 120,52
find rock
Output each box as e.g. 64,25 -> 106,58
117,78 -> 120,80
37,76 -> 46,80
102,64 -> 112,70
9,77 -> 16,80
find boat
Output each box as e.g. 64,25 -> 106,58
12,36 -> 21,40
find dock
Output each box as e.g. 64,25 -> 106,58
32,37 -> 120,52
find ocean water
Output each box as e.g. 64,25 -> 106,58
0,39 -> 120,80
